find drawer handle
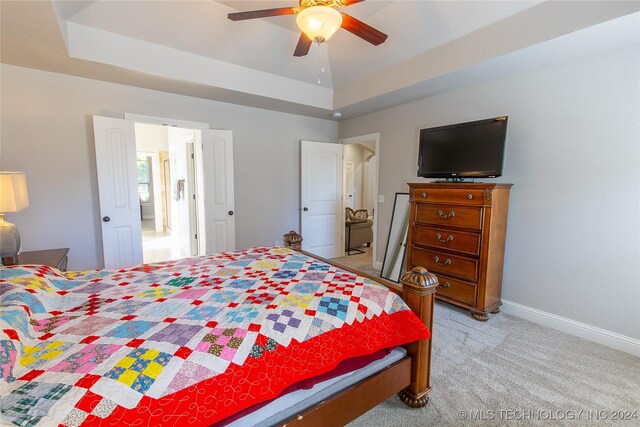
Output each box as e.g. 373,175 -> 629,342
439,282 -> 451,289
436,233 -> 454,243
421,192 -> 427,198
467,194 -> 473,200
437,210 -> 455,219
434,256 -> 452,266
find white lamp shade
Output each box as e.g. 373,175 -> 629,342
296,6 -> 343,43
0,172 -> 29,212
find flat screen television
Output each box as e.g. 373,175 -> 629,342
417,116 -> 508,179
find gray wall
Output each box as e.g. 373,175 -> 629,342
339,45 -> 639,339
0,64 -> 338,270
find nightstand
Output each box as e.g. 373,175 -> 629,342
12,248 -> 70,271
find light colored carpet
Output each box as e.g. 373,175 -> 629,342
331,246 -> 380,277
349,301 -> 640,426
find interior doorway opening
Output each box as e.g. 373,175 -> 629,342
94,114 -> 236,269
134,123 -> 204,263
332,133 -> 380,274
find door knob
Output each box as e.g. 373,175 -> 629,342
228,211 -> 234,216
102,216 -> 110,222
303,207 -> 309,212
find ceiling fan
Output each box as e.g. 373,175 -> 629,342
227,0 -> 388,57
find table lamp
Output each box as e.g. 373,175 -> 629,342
0,172 -> 29,265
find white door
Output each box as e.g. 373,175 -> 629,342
186,142 -> 198,256
202,129 -> 236,253
344,161 -> 355,209
93,116 -> 143,268
300,140 -> 343,259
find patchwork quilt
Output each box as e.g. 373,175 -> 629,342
0,247 -> 429,427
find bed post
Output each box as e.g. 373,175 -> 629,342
282,231 -> 437,408
398,266 -> 438,408
282,230 -> 303,251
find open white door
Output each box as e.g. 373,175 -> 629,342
186,142 -> 198,256
93,116 -> 143,268
202,129 -> 235,253
300,140 -> 343,259
344,161 -> 355,209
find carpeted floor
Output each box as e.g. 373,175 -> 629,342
331,246 -> 380,277
349,301 -> 640,426
332,248 -> 639,426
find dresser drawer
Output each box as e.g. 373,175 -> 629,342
435,274 -> 477,306
412,247 -> 478,282
412,187 -> 486,206
415,204 -> 483,230
414,225 -> 481,256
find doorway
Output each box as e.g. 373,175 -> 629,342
93,114 -> 237,268
299,135 -> 380,267
134,123 -> 202,263
333,133 -> 380,273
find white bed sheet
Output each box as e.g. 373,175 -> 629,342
226,347 -> 407,427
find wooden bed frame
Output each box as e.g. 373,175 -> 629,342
278,232 -> 438,427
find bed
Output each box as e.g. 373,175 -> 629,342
0,233 -> 438,426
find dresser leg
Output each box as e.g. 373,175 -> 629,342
491,307 -> 501,314
471,312 -> 489,322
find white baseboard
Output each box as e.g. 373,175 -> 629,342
501,300 -> 640,357
373,261 -> 382,270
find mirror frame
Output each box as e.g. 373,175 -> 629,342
380,192 -> 410,282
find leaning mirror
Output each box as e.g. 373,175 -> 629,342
380,193 -> 410,282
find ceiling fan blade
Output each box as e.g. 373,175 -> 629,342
228,7 -> 297,21
340,13 -> 388,45
293,33 -> 312,57
341,0 -> 367,6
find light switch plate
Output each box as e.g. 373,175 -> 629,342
378,195 -> 384,203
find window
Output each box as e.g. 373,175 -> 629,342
137,156 -> 152,203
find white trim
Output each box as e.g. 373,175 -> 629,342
501,299 -> 640,357
373,261 -> 383,270
67,22 -> 333,110
124,113 -> 209,129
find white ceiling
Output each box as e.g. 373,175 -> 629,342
1,1 -> 639,120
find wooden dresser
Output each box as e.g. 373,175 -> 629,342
407,183 -> 512,321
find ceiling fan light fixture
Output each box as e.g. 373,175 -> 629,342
296,6 -> 343,43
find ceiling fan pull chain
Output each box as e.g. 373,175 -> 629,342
316,43 -> 325,85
